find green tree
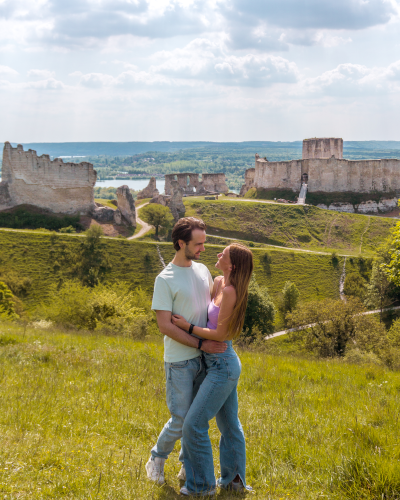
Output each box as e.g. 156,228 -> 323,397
383,222 -> 400,287
287,297 -> 366,357
242,276 -> 276,340
74,225 -> 112,287
343,272 -> 367,301
140,204 -> 174,238
279,281 -> 300,323
0,281 -> 17,318
365,261 -> 391,321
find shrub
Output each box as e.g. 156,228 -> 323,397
43,281 -> 151,338
242,276 -> 276,341
287,298 -> 367,357
343,272 -> 366,301
279,281 -> 300,325
0,281 -> 18,319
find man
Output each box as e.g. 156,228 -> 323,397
145,217 -> 227,485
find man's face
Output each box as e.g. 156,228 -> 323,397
182,229 -> 206,260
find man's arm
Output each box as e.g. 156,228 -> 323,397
156,310 -> 227,354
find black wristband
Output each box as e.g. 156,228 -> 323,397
189,323 -> 194,334
198,338 -> 203,350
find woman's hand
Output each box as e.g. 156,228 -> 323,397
172,314 -> 191,331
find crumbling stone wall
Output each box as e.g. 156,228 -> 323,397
201,173 -> 228,193
239,168 -> 255,196
0,142 -> 96,214
116,185 -> 136,226
302,138 -> 343,159
164,172 -> 227,196
137,177 -> 159,200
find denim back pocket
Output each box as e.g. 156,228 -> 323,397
222,356 -> 241,381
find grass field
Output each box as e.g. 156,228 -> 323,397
184,198 -> 396,256
0,323 -> 399,499
0,230 -> 348,325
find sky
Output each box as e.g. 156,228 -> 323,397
1,0 -> 400,142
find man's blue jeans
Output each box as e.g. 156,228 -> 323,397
181,342 -> 248,495
151,356 -> 205,461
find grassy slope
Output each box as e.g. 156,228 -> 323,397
0,324 -> 399,499
0,230 -> 343,316
184,198 -> 396,255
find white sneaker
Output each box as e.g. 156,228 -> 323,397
177,464 -> 186,481
145,456 -> 165,485
180,486 -> 216,496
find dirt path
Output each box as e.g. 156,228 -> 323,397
266,305 -> 400,340
128,203 -> 152,240
207,234 -> 353,257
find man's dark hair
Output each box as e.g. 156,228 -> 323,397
172,217 -> 206,251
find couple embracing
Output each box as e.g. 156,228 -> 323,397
146,217 -> 253,496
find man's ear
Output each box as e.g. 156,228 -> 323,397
178,239 -> 185,250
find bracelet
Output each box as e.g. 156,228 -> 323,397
198,338 -> 203,350
189,323 -> 194,335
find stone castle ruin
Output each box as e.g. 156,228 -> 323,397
241,138 -> 400,214
0,142 -> 97,214
0,142 -> 136,227
164,172 -> 228,196
137,172 -> 229,222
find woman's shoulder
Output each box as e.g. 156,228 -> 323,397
222,284 -> 236,299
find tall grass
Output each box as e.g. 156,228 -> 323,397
0,322 -> 399,499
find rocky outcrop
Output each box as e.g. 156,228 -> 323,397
316,197 -> 398,214
116,185 -> 136,226
93,185 -> 136,227
137,177 -> 159,200
150,180 -> 186,221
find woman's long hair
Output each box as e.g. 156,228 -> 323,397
225,243 -> 253,338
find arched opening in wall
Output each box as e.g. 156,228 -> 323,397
302,173 -> 308,184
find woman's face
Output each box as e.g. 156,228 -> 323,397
215,246 -> 232,272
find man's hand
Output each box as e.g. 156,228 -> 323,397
201,339 -> 227,354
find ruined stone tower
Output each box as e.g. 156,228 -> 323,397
302,138 -> 343,159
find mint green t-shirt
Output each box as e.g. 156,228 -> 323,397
151,261 -> 213,363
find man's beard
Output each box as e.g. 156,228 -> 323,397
185,245 -> 198,260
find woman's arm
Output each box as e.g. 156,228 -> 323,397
172,286 -> 237,342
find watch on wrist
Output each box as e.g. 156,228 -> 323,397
198,338 -> 203,350
189,323 -> 194,334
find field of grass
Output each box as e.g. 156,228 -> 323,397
94,198 -> 117,209
0,323 -> 399,499
184,198 -> 396,255
0,229 -> 350,329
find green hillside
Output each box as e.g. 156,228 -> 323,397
0,230 -> 350,322
184,198 -> 395,255
0,324 -> 399,499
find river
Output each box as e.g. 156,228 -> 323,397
96,178 -> 165,194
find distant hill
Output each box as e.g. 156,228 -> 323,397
7,140 -> 400,158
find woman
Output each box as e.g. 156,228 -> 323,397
172,242 -> 253,496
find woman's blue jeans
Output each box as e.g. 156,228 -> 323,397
181,342 -> 247,495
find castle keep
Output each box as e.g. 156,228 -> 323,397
0,142 -> 97,214
241,138 -> 400,213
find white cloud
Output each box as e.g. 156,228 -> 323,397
28,69 -> 55,79
0,65 -> 19,77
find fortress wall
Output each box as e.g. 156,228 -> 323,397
2,142 -> 97,214
305,158 -> 400,193
253,156 -> 400,194
254,159 -> 302,192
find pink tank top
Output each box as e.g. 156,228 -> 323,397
207,279 -> 232,330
